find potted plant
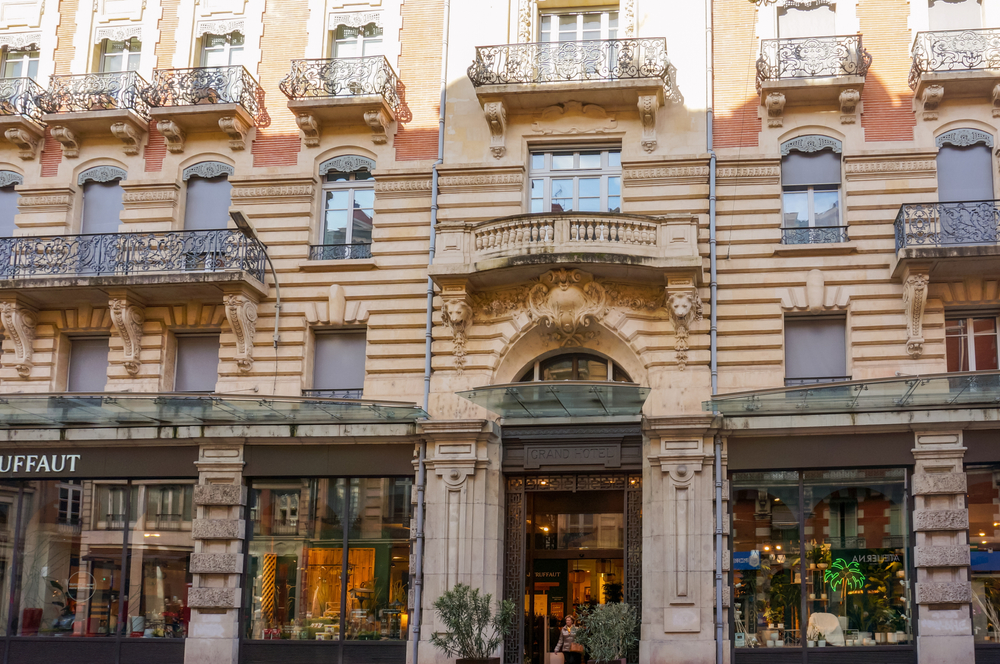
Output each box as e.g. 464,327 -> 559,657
430,584 -> 516,664
575,602 -> 639,664
816,631 -> 826,647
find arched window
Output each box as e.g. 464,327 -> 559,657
0,171 -> 23,237
316,155 -> 375,259
78,166 -> 126,235
780,135 -> 843,244
182,162 -> 234,230
518,352 -> 631,382
936,128 -> 994,202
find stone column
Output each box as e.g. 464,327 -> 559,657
185,443 -> 247,664
414,420 -> 503,664
643,416 -> 718,664
912,431 -> 974,664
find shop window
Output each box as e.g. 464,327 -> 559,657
310,331 -> 366,398
200,31 -> 244,66
946,315 -> 999,372
518,352 -> 631,382
969,466 -> 1000,643
781,139 -> 843,244
0,179 -> 20,237
67,336 -> 110,392
322,168 -> 374,249
246,476 -> 413,641
530,149 -> 621,214
784,317 -> 848,386
1,47 -> 38,79
99,37 -> 141,73
174,334 -> 220,393
732,469 -> 911,651
929,0 -> 983,30
937,141 -> 994,203
332,22 -> 383,57
80,176 -> 125,235
183,166 -> 233,231
777,3 -> 836,38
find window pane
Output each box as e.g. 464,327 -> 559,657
608,151 -> 621,168
324,190 -> 350,244
531,154 -> 545,170
541,357 -> 574,381
608,177 -> 621,197
579,178 -> 600,198
174,335 -> 220,392
551,179 -> 573,212
551,154 -> 574,170
313,332 -> 366,393
353,189 -> 375,211
68,337 -> 109,392
974,318 -> 999,370
184,175 -> 232,231
579,152 -> 601,170
782,191 -> 809,228
784,317 -> 847,382
0,481 -> 18,635
946,318 -> 969,373
970,466 -> 1000,644
813,190 -> 840,227
578,358 -> 608,381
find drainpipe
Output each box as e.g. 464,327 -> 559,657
415,0 -> 450,660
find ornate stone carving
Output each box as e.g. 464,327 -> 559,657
471,286 -> 531,320
903,271 -> 929,358
110,121 -> 144,155
912,472 -> 967,496
223,293 -> 258,372
936,127 -> 993,149
182,161 -> 234,181
638,94 -> 660,153
230,186 -> 314,199
516,0 -> 533,43
845,160 -> 936,175
839,88 -> 860,124
624,166 -> 710,181
530,101 -> 617,135
764,92 -> 785,128
122,190 -> 177,203
51,126 -> 79,158
921,85 -> 944,121
18,194 -> 71,207
914,545 -> 971,568
779,269 -> 850,312
441,297 -> 473,373
4,128 -> 39,160
157,120 -> 186,153
0,32 -> 41,50
484,101 -> 507,159
329,12 -> 382,29
913,508 -> 968,531
780,134 -> 843,155
603,283 -> 664,312
0,170 -> 23,188
363,109 -> 391,145
320,155 -> 375,175
195,19 -> 245,37
374,180 -> 432,193
992,84 -> 1000,118
95,25 -> 142,42
296,114 -> 320,147
666,291 -> 703,370
621,0 -> 635,36
0,301 -> 36,378
526,269 -> 608,346
219,116 -> 250,151
915,582 -> 972,605
109,298 -> 145,375
438,174 -> 523,188
78,165 -> 127,185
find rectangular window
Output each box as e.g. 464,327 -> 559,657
311,331 -> 366,398
929,0 -> 983,30
246,476 -> 413,642
946,316 -> 999,372
539,11 -> 618,42
174,334 -> 220,393
58,480 -> 82,525
969,465 -> 1000,644
99,38 -> 141,73
333,22 -> 383,57
777,4 -> 836,38
322,172 -> 374,246
784,317 -> 848,386
529,149 -> 621,214
200,31 -> 244,67
781,150 -> 842,232
67,337 -> 110,392
1,48 -> 38,79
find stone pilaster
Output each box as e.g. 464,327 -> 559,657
912,431 -> 974,664
185,444 -> 246,664
415,420 -> 502,664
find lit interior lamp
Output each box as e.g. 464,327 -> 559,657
981,532 -> 987,537
542,527 -> 549,532
763,545 -> 771,552
774,498 -> 780,502
775,545 -> 782,551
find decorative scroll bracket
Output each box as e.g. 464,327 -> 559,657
0,300 -> 37,378
363,109 -> 391,145
296,114 -> 320,147
839,88 -> 860,124
638,94 -> 660,153
219,116 -> 250,151
50,126 -> 79,158
666,286 -> 703,371
993,84 -> 1000,118
441,288 -> 473,374
157,120 -> 186,153
223,292 -> 259,372
4,127 -> 40,160
765,92 -> 785,128
903,268 -> 930,358
921,85 -> 944,121
111,121 -> 145,156
484,101 -> 507,159
108,296 -> 145,376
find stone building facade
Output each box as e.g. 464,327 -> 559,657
0,1 -> 995,664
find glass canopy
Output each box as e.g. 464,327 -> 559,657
703,370 -> 1000,416
457,381 -> 651,418
0,393 -> 427,428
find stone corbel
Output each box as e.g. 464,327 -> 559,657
921,85 -> 944,121
839,88 -> 860,124
765,92 -> 785,128
778,269 -> 850,312
296,114 -> 320,147
157,120 -> 186,153
903,268 -> 930,358
992,84 -> 1000,118
484,101 -> 507,159
223,292 -> 259,372
219,116 -> 250,151
638,94 -> 660,153
665,282 -> 703,371
440,281 -> 473,374
0,300 -> 37,378
4,127 -> 40,160
108,296 -> 145,376
50,126 -> 79,158
110,121 -> 145,156
363,109 -> 391,145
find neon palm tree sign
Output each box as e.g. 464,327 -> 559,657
825,558 -> 865,593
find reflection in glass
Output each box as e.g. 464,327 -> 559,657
970,467 -> 1000,643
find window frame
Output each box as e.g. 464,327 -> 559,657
538,10 -> 620,42
0,47 -> 39,79
945,314 -> 1000,372
331,21 -> 384,58
529,148 -> 622,214
199,31 -> 245,67
518,352 -> 631,382
98,37 -> 142,73
173,332 -> 221,394
783,315 -> 850,386
321,171 -> 375,246
780,184 -> 842,229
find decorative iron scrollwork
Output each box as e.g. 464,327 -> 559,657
756,35 -> 872,93
0,77 -> 45,125
38,71 -> 150,119
625,476 -> 642,664
781,226 -> 849,245
503,477 -> 525,664
142,65 -> 271,127
895,200 -> 1000,250
910,28 -> 1000,90
308,243 -> 372,261
279,56 -> 404,116
467,38 -> 682,105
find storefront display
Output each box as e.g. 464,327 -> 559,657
969,466 -> 1000,645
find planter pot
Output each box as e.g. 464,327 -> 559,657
818,641 -> 826,647
808,593 -> 816,600
766,640 -> 775,648
777,623 -> 784,630
817,563 -> 829,571
809,563 -> 817,571
775,640 -> 784,647
820,594 -> 828,600
807,641 -> 815,648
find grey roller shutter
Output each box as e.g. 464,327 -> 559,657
183,176 -> 232,230
81,180 -> 124,235
937,144 -> 994,202
0,186 -> 18,237
67,337 -> 110,392
175,334 -> 221,392
313,332 -> 366,391
781,151 -> 841,187
784,317 -> 847,382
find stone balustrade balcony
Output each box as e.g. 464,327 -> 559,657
892,199 -> 1000,278
280,56 -> 405,145
909,28 -> 1000,115
755,34 -> 871,125
142,65 -> 271,152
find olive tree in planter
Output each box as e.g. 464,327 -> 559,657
575,603 -> 639,664
430,584 -> 516,664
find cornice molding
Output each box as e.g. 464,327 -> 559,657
230,185 -> 314,199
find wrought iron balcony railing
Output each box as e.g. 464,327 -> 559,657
756,35 -> 872,92
895,200 -> 1000,250
302,388 -> 364,399
0,77 -> 45,124
279,56 -> 403,113
309,243 -> 372,260
909,28 -> 1000,89
0,228 -> 266,282
468,38 -> 682,103
781,226 -> 849,245
142,65 -> 271,126
38,71 -> 150,119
